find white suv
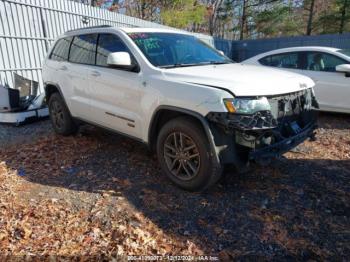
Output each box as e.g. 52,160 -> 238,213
42,26 -> 318,191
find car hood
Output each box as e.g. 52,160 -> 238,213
162,63 -> 314,97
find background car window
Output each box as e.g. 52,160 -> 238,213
69,34 -> 98,65
50,37 -> 72,61
306,52 -> 347,72
259,53 -> 300,69
96,34 -> 129,67
337,49 -> 350,57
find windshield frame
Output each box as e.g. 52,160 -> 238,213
127,32 -> 233,69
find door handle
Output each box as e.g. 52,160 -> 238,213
59,65 -> 68,71
91,70 -> 101,77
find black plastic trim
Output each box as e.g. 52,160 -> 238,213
249,123 -> 317,160
148,105 -> 221,166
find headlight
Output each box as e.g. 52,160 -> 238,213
223,97 -> 271,114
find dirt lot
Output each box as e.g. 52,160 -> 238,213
0,113 -> 349,260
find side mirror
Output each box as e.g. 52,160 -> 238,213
218,50 -> 225,56
336,64 -> 350,76
107,52 -> 135,70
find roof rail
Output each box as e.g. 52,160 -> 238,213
66,25 -> 113,33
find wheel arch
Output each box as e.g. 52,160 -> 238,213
148,106 -> 220,166
44,82 -> 62,100
44,82 -> 69,108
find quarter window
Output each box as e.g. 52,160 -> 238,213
259,52 -> 300,69
69,34 -> 98,65
306,52 -> 347,72
50,37 -> 72,61
96,34 -> 129,67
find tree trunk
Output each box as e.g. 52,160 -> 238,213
339,0 -> 348,34
306,0 -> 315,35
141,0 -> 146,19
240,0 -> 246,40
208,0 -> 224,36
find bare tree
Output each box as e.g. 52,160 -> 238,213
305,0 -> 315,35
206,0 -> 225,35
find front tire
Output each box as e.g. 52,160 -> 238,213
48,93 -> 77,135
156,117 -> 222,191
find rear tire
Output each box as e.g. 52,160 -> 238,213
48,92 -> 77,136
156,116 -> 222,191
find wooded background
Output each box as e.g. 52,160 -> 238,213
73,0 -> 350,40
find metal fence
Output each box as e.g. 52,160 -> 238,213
232,33 -> 350,62
0,0 -> 214,91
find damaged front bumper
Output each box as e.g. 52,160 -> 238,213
206,89 -> 318,164
248,122 -> 316,160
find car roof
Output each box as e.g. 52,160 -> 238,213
252,46 -> 341,58
63,25 -> 188,36
120,27 -> 186,34
268,46 -> 340,53
242,46 -> 347,62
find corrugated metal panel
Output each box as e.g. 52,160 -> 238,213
232,33 -> 350,62
0,0 -> 215,92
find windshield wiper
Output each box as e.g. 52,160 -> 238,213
207,61 -> 232,65
160,61 -> 232,69
159,63 -> 199,69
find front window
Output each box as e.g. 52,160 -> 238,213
337,49 -> 350,57
96,33 -> 130,67
306,52 -> 347,72
128,32 -> 232,68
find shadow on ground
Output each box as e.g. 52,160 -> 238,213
1,123 -> 349,259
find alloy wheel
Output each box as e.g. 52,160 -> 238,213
163,132 -> 201,181
50,100 -> 65,129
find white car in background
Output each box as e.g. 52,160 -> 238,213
243,47 -> 350,113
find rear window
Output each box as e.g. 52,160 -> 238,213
69,34 -> 98,65
50,37 -> 72,61
259,52 -> 300,69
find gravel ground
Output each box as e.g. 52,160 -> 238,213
0,113 -> 349,260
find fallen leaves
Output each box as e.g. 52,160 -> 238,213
0,113 -> 349,259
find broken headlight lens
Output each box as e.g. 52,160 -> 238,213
224,97 -> 271,114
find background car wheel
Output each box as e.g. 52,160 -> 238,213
157,116 -> 222,191
48,93 -> 77,136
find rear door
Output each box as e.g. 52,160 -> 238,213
45,36 -> 72,98
66,34 -> 98,119
302,52 -> 350,112
87,33 -> 143,138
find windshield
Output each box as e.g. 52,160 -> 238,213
337,49 -> 350,57
128,32 -> 232,68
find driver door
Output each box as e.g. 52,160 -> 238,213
302,52 -> 350,113
87,33 -> 143,138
